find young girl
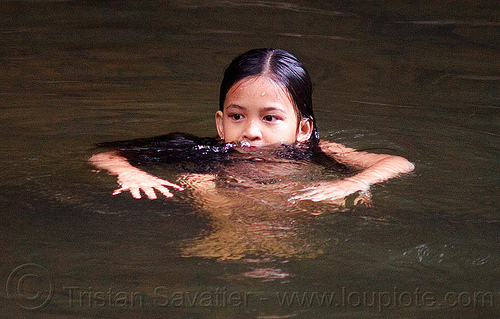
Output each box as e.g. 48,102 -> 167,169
89,48 -> 414,204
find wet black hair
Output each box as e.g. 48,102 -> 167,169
219,48 -> 319,144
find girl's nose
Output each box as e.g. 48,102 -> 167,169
243,121 -> 263,141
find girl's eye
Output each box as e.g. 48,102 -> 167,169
263,115 -> 278,122
230,114 -> 243,120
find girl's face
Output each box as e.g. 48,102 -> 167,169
216,76 -> 313,147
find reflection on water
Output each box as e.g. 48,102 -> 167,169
1,0 -> 499,318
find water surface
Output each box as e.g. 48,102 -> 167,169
1,1 -> 499,318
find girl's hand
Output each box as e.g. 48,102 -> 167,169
113,169 -> 184,200
290,179 -> 369,202
90,151 -> 184,200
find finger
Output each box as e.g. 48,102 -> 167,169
160,181 -> 184,191
113,188 -> 124,196
155,186 -> 174,198
142,187 -> 157,200
359,190 -> 372,198
130,187 -> 142,199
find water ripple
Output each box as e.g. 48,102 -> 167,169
278,33 -> 359,41
351,100 -> 416,108
194,29 -> 360,41
179,0 -> 355,17
455,75 -> 500,81
392,20 -> 500,27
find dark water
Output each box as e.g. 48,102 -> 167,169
1,1 -> 499,318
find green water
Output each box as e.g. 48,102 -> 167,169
1,1 -> 499,318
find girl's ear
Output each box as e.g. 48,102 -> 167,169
296,118 -> 313,143
215,110 -> 225,140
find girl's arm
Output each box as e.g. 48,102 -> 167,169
89,151 -> 183,199
291,141 -> 414,202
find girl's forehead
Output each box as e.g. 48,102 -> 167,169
227,76 -> 290,99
